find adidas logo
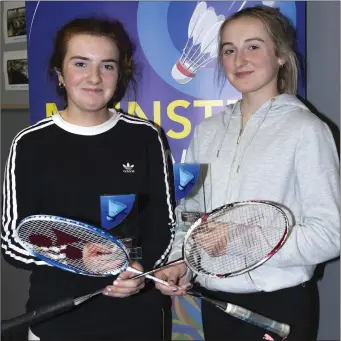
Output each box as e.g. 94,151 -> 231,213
123,162 -> 135,173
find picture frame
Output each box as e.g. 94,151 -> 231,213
3,50 -> 28,91
1,1 -> 29,109
3,1 -> 27,44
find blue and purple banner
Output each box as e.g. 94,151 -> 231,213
26,1 -> 305,164
25,2 -> 306,339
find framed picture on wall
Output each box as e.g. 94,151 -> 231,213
3,50 -> 29,91
3,1 -> 27,44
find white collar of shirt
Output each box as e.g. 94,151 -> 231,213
52,109 -> 120,136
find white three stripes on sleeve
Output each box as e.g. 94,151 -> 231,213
2,114 -> 177,268
1,118 -> 54,266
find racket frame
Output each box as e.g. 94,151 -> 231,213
14,214 -> 131,277
183,200 -> 290,278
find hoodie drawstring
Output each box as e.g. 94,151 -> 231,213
236,98 -> 276,173
216,102 -> 239,157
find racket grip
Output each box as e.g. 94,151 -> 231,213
224,303 -> 290,338
1,297 -> 75,333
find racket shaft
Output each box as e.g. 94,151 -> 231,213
131,259 -> 185,279
1,297 -> 75,333
222,303 -> 290,338
127,266 -> 170,286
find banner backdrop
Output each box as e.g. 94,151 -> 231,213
25,1 -> 306,339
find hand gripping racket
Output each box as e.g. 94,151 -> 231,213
133,200 -> 291,338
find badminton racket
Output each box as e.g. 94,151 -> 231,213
12,214 -> 169,283
133,200 -> 290,278
132,200 -> 291,338
1,214 -> 170,333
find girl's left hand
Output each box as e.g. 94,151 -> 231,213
102,261 -> 145,298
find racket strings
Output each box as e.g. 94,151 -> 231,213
17,219 -> 128,276
184,203 -> 287,276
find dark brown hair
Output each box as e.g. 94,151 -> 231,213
217,5 -> 300,94
49,17 -> 139,108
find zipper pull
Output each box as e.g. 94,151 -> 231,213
236,165 -> 240,173
237,129 -> 243,144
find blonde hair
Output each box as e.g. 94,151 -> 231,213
217,5 -> 300,94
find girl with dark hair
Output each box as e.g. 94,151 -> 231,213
2,17 -> 175,341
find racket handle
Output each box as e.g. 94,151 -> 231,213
222,303 -> 290,338
1,297 -> 75,333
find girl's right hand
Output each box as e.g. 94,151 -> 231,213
153,263 -> 192,296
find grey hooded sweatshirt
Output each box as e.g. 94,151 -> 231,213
168,94 -> 340,293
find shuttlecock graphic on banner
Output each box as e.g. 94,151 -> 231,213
171,0 -> 225,84
106,200 -> 127,221
262,1 -> 277,7
179,167 -> 195,191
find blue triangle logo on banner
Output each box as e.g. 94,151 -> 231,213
173,164 -> 201,201
100,194 -> 136,231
